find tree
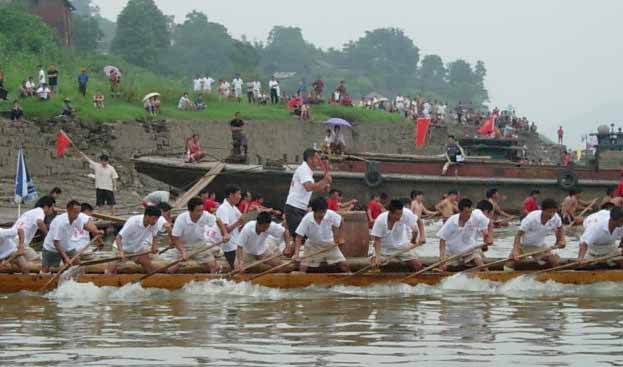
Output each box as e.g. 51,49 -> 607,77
418,54 -> 447,97
110,0 -> 170,68
342,28 -> 420,91
0,5 -> 60,56
261,26 -> 316,75
72,13 -> 103,52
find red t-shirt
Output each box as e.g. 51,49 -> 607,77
367,200 -> 383,228
522,197 -> 539,214
238,200 -> 250,214
615,181 -> 623,197
203,199 -> 218,213
327,198 -> 339,211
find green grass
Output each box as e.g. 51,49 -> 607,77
0,52 -> 408,124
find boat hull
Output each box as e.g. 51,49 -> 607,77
5,270 -> 623,293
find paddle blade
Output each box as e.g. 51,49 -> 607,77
59,266 -> 81,284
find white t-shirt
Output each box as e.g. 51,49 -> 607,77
583,210 -> 610,229
171,211 -> 217,249
232,78 -> 243,90
519,210 -> 562,247
193,78 -> 202,92
237,221 -> 285,256
13,207 -> 45,247
43,213 -> 91,253
144,191 -> 170,206
38,69 -> 46,85
371,208 -> 419,250
285,162 -> 314,210
88,160 -> 119,191
216,200 -> 241,252
253,81 -> 261,93
437,209 -> 490,255
202,77 -> 214,91
68,215 -> 92,251
295,210 -> 342,244
118,215 -> 159,253
155,216 -> 169,234
0,227 -> 18,260
36,87 -> 50,99
580,213 -> 623,248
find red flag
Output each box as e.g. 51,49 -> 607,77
415,118 -> 431,147
478,116 -> 495,136
56,130 -> 72,157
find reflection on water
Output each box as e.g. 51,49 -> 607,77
1,223 -> 623,366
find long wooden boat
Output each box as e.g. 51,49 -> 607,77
133,155 -> 618,212
3,270 -> 623,293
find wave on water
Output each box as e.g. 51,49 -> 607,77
41,274 -> 623,305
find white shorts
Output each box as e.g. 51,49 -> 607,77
519,245 -> 552,263
381,245 -> 419,262
587,245 -> 621,259
243,250 -> 277,266
302,241 -> 346,267
234,88 -> 242,98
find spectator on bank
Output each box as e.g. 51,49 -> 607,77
93,91 -> 105,110
37,65 -> 46,87
47,65 -> 58,93
558,126 -> 564,145
246,80 -> 255,104
36,83 -> 51,101
331,125 -> 346,154
25,77 -> 36,96
19,81 -> 29,98
144,97 -> 155,115
269,77 -> 280,104
178,92 -> 194,110
0,67 -> 4,88
186,134 -> 206,163
61,97 -> 75,117
193,75 -> 203,94
78,68 -> 89,97
230,112 -> 247,157
10,100 -> 24,121
194,95 -> 206,110
232,74 -> 243,102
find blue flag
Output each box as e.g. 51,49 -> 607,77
15,147 -> 38,204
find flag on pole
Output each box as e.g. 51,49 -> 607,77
415,118 -> 431,147
15,147 -> 38,204
478,116 -> 496,136
56,130 -> 72,157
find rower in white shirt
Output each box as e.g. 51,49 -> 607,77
216,185 -> 245,269
13,196 -> 56,261
511,198 -> 565,267
171,197 -> 229,273
112,206 -> 162,273
293,197 -> 350,273
437,199 -> 494,271
578,206 -> 623,267
235,212 -> 288,273
0,225 -> 27,274
371,200 -> 425,271
41,200 -> 103,273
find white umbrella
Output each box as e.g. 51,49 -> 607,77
103,65 -> 121,77
143,92 -> 160,101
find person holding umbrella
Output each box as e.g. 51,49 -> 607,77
325,118 -> 352,155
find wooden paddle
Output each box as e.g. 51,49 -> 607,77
79,250 -> 153,267
399,244 -> 487,282
40,245 -> 91,292
532,252 -> 623,275
573,198 -> 598,223
494,216 -> 518,226
465,245 -> 558,273
136,241 -> 223,283
158,246 -> 174,255
248,244 -> 339,281
226,252 -> 283,278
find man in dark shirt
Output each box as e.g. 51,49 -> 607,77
230,112 -> 247,156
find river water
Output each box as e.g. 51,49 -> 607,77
1,222 -> 623,367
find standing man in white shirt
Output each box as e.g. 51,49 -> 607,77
192,75 -> 202,94
235,212 -> 288,273
202,74 -> 214,94
269,77 -> 280,104
293,197 -> 350,273
13,196 -> 56,261
284,148 -> 332,256
41,200 -> 102,273
511,198 -> 565,267
437,199 -> 494,271
216,184 -> 245,269
37,65 -> 46,87
112,206 -> 162,274
171,197 -> 229,273
80,153 -> 119,215
232,74 -> 243,103
371,199 -> 424,271
578,206 -> 623,267
253,79 -> 261,102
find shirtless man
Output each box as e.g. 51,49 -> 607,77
435,190 -> 459,222
601,188 -> 623,208
561,190 -> 594,226
410,190 -> 437,218
486,189 -> 514,224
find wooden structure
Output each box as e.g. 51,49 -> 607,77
3,270 -> 623,293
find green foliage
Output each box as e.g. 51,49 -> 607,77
72,14 -> 103,52
110,0 -> 170,69
0,6 -> 60,57
260,26 -> 318,76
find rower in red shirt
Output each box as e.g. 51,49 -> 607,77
201,191 -> 219,214
326,189 -> 357,212
366,193 -> 388,228
615,172 -> 623,197
522,190 -> 540,217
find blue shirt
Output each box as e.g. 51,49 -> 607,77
78,73 -> 89,84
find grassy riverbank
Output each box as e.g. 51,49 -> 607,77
0,53 -> 405,124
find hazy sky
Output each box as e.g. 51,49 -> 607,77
94,0 -> 623,146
